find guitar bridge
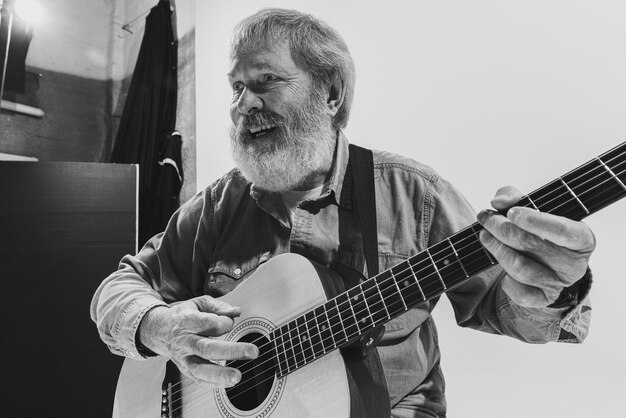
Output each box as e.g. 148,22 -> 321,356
160,361 -> 181,418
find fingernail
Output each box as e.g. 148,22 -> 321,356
507,207 -> 519,221
247,346 -> 259,358
479,230 -> 492,245
229,370 -> 240,384
227,306 -> 241,316
492,193 -> 508,202
477,210 -> 488,223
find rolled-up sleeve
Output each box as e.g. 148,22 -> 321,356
425,176 -> 592,344
90,191 -> 210,358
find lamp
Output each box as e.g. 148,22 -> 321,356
0,0 -> 16,106
14,0 -> 42,23
0,0 -> 42,116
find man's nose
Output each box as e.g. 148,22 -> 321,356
236,88 -> 263,115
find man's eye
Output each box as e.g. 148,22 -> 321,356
232,82 -> 244,92
262,74 -> 278,82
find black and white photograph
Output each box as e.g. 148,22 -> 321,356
1,1 -> 625,417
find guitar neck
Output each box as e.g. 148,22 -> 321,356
270,141 -> 626,377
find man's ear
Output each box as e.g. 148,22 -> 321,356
326,76 -> 346,117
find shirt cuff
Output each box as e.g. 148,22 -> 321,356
548,268 -> 593,309
557,270 -> 593,343
112,297 -> 168,359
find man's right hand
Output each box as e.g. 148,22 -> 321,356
138,296 -> 259,388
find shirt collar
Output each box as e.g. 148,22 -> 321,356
328,130 -> 352,209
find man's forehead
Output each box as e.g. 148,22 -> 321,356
228,58 -> 283,79
227,40 -> 296,79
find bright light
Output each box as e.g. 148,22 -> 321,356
14,0 -> 43,23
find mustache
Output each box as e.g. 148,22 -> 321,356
238,111 -> 285,130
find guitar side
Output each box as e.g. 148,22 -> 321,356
114,253 -> 351,418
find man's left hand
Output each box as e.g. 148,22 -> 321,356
477,186 -> 595,308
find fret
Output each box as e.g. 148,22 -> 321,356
472,224 -> 497,265
405,262 -> 426,301
430,239 -> 469,289
328,298 -> 348,346
315,303 -> 337,353
561,159 -> 624,218
527,194 -> 539,210
303,311 -> 319,360
393,261 -> 424,306
601,142 -> 626,184
374,278 -> 391,320
295,315 -> 313,363
449,225 -> 495,277
447,237 -> 469,278
597,158 -> 626,192
346,286 -> 371,334
287,320 -> 305,368
308,308 -> 324,355
271,329 -> 287,377
559,176 -> 590,216
336,293 -> 360,341
410,251 -> 445,300
425,248 -> 446,290
528,179 -> 570,214
589,144 -> 626,215
377,269 -> 407,316
515,195 -> 539,211
279,324 -> 296,373
361,276 -> 389,325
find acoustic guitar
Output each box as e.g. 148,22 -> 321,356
114,142 -> 626,417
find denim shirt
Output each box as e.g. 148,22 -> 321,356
90,132 -> 591,415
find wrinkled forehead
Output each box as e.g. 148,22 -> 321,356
227,40 -> 300,79
227,57 -> 282,80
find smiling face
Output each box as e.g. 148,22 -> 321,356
227,40 -> 337,192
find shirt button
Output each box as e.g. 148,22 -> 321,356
234,268 -> 242,276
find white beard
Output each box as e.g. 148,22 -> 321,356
230,91 -> 336,192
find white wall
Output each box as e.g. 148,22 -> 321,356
196,1 -> 626,416
26,0 -> 195,81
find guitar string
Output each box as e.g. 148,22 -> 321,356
166,212 -> 513,406
207,153 -> 626,407
168,149 -> 626,410
167,218 -> 507,411
167,149 -> 626,409
167,146 -> 626,410
172,161 -> 626,414
173,177 -> 626,413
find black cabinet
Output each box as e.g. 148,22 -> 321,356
0,162 -> 137,417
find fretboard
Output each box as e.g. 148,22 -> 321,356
270,141 -> 626,377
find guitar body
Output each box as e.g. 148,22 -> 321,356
114,254 -> 352,418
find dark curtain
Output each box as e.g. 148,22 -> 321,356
0,6 -> 33,95
110,0 -> 182,247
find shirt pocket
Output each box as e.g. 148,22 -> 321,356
335,246 -> 429,344
205,251 -> 272,297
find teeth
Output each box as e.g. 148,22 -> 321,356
249,124 -> 274,134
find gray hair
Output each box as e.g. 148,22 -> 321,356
230,8 -> 356,130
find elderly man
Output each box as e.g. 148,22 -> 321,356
91,8 -> 593,417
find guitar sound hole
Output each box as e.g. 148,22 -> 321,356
225,332 -> 276,411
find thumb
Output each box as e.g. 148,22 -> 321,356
490,185 -> 525,211
192,295 -> 241,317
